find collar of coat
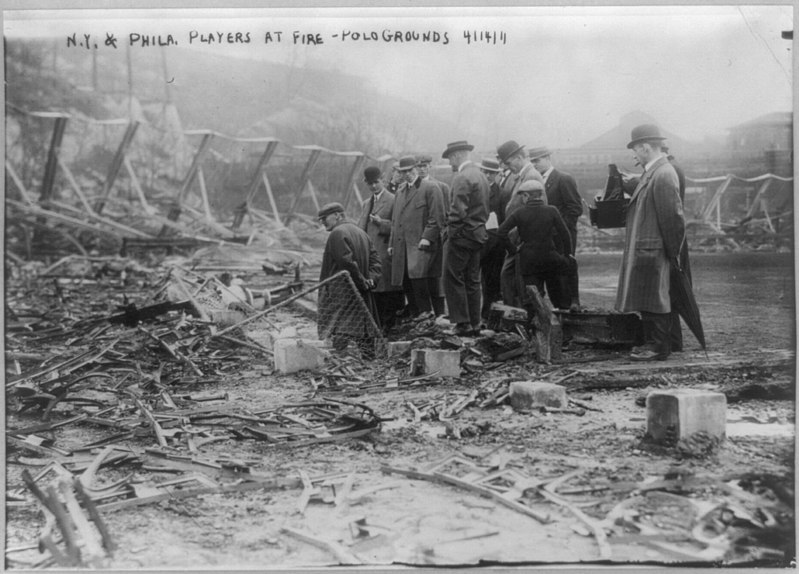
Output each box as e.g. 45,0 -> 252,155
629,156 -> 670,204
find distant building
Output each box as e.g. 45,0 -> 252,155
727,111 -> 792,153
554,110 -> 695,194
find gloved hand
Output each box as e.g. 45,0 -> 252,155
418,238 -> 431,251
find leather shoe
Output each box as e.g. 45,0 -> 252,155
630,350 -> 669,362
453,323 -> 473,337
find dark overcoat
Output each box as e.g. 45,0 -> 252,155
357,190 -> 401,293
615,157 -> 685,314
545,168 -> 583,255
318,220 -> 382,339
447,161 -> 490,244
389,177 -> 446,284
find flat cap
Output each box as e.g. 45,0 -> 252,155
518,179 -> 544,194
317,202 -> 345,219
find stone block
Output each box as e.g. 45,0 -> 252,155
388,341 -> 412,358
409,349 -> 461,378
509,381 -> 567,411
646,389 -> 727,443
273,338 -> 329,374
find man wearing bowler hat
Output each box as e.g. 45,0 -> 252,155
388,156 -> 446,321
441,140 -> 490,337
317,202 -> 382,359
616,124 -> 685,361
357,167 -> 404,331
529,146 -> 583,310
495,140 -> 545,307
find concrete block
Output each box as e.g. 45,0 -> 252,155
646,389 -> 727,443
509,381 -> 567,411
410,349 -> 461,378
273,338 -> 329,374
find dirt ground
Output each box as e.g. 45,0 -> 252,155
5,251 -> 795,569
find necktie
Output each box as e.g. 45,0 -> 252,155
365,195 -> 376,230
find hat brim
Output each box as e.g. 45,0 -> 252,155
481,166 -> 500,173
442,144 -> 475,159
528,150 -> 551,160
396,165 -> 415,172
626,136 -> 666,149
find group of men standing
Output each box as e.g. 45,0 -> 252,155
318,138 -> 585,341
317,124 -> 688,362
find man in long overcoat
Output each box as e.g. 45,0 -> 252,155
388,156 -> 446,319
442,140 -> 490,337
357,166 -> 404,331
317,202 -> 382,358
616,125 -> 685,361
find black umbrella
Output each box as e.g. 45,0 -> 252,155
670,260 -> 707,357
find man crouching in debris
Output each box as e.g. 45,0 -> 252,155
317,202 -> 382,359
496,180 -> 573,308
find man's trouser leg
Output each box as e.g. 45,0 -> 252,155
464,245 -> 483,329
410,278 -> 433,314
374,291 -> 404,331
501,253 -> 521,307
401,259 -> 419,317
641,311 -> 671,358
481,248 -> 503,319
427,276 -> 446,316
445,236 -> 481,327
541,260 -> 570,310
565,224 -> 580,307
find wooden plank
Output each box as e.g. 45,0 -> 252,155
287,148 -> 322,217
94,120 -> 140,214
39,115 -> 68,202
57,158 -> 96,215
262,173 -> 283,226
6,160 -> 34,205
196,167 -> 213,221
58,481 -> 106,565
123,156 -> 155,215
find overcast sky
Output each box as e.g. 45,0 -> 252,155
4,5 -> 793,149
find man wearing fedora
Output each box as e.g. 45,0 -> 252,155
529,146 -> 584,311
357,167 -> 404,331
495,140 -> 545,307
441,140 -> 490,337
317,202 -> 382,358
388,155 -> 446,321
417,154 -> 451,209
479,157 -> 506,319
616,124 -> 686,361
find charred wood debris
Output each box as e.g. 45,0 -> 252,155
5,247 -> 793,567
